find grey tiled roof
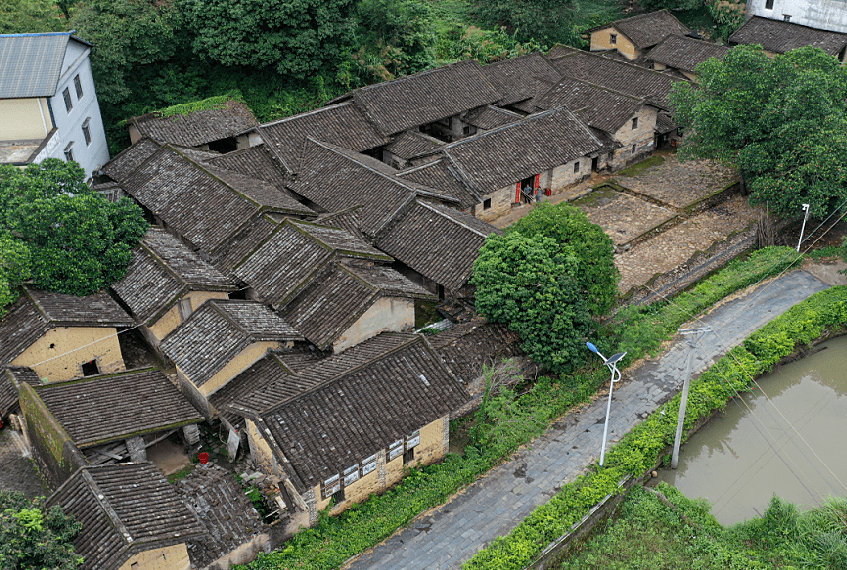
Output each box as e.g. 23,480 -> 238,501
210,214 -> 279,274
112,228 -> 236,325
593,9 -> 690,50
281,260 -> 433,350
288,139 -> 455,237
101,138 -> 162,183
533,76 -> 650,134
339,59 -> 502,136
0,33 -> 88,98
129,99 -> 258,148
176,464 -> 266,568
463,105 -> 523,130
384,131 -> 444,160
315,207 -> 365,240
0,366 -> 38,417
47,463 -> 206,570
656,110 -> 677,134
375,200 -> 499,291
234,219 -> 390,307
203,145 -> 290,190
548,50 -> 682,108
161,299 -> 303,387
117,144 -> 313,254
34,367 -> 201,448
442,107 -> 604,194
396,159 -> 479,210
481,52 -> 563,106
729,16 -> 847,56
0,298 -> 48,364
240,332 -> 469,492
646,35 -> 729,73
545,44 -> 580,59
427,319 -> 523,384
259,101 -> 386,172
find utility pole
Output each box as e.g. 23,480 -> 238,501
796,203 -> 811,252
671,328 -> 711,469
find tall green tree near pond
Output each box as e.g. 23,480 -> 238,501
0,160 -> 148,299
671,45 -> 847,217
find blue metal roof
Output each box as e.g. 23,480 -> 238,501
0,32 -> 89,99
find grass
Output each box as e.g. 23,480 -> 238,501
166,464 -> 195,484
616,154 -> 665,177
675,6 -> 719,39
807,245 -> 846,261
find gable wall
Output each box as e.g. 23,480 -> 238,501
198,341 -> 281,397
609,106 -> 658,170
13,327 -> 125,382
332,296 -> 414,353
590,27 -> 641,59
0,98 -> 52,141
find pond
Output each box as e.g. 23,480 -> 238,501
656,335 -> 847,525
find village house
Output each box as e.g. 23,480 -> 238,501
126,97 -> 258,153
17,367 -> 202,485
435,107 -> 607,221
480,51 -> 564,114
746,0 -> 847,34
111,228 -> 237,357
47,463 -> 207,570
160,299 -> 304,418
0,32 -> 109,179
531,76 -> 662,170
226,332 -> 469,524
0,366 -> 40,428
233,217 -> 434,351
0,288 -> 132,382
644,35 -> 730,81
381,130 -> 445,170
729,15 -> 847,60
588,9 -> 690,61
100,138 -> 316,266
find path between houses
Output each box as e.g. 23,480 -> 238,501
344,270 -> 829,570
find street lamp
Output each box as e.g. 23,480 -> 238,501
796,203 -> 811,252
586,343 -> 627,467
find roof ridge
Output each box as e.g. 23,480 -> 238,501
415,200 -> 488,239
80,468 -> 136,545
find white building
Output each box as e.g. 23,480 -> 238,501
746,0 -> 847,34
0,32 -> 109,180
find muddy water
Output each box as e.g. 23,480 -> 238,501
656,335 -> 847,526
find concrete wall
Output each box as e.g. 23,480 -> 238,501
332,297 -> 414,353
198,341 -> 280,397
36,42 -> 109,181
608,106 -> 658,170
590,27 -> 640,59
12,326 -> 125,382
118,544 -> 191,570
245,419 -> 284,478
747,0 -> 847,34
549,157 -> 591,192
0,98 -> 52,140
475,185 -> 516,222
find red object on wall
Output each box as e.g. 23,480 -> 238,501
198,452 -> 210,464
534,174 -> 540,188
544,188 -> 552,196
515,182 -> 521,203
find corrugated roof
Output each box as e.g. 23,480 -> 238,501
0,33 -> 84,98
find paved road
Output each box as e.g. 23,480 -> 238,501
346,270 -> 829,570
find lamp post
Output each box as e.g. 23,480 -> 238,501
586,343 -> 626,467
796,203 -> 811,252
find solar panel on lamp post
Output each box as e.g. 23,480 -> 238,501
586,343 -> 626,467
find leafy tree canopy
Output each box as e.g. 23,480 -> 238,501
0,159 -> 147,302
508,203 -> 619,315
179,0 -> 359,79
471,232 -> 595,374
670,45 -> 847,217
0,490 -> 83,570
0,0 -> 64,33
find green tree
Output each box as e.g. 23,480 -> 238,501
0,0 -> 65,34
0,232 -> 30,314
180,0 -> 359,79
0,159 -> 147,297
69,0 -> 182,106
671,45 -> 847,217
0,490 -> 83,570
637,0 -> 702,10
508,202 -> 619,315
471,232 -> 595,373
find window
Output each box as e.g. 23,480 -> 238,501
331,488 -> 345,503
178,298 -> 192,321
82,118 -> 92,146
573,161 -> 580,174
765,0 -> 774,9
783,14 -> 791,22
483,198 -> 492,210
609,33 -> 617,45
62,87 -> 73,112
403,448 -> 415,464
81,360 -> 98,376
463,125 -> 471,136
632,117 -> 638,130
74,74 -> 83,99
64,142 -> 74,162
631,144 -> 637,156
